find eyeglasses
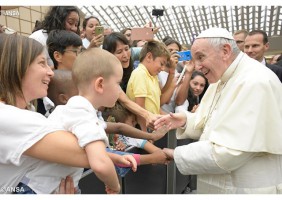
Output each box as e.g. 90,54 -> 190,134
63,48 -> 84,56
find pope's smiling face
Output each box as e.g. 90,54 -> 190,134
191,38 -> 227,84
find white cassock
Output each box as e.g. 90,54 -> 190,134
174,52 -> 282,194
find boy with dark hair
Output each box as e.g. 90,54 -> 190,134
47,29 -> 83,70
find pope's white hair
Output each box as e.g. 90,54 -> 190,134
206,37 -> 241,56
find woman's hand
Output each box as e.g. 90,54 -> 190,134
191,104 -> 199,113
183,60 -> 195,74
168,51 -> 180,70
144,21 -> 160,34
89,34 -> 104,48
58,176 -> 76,194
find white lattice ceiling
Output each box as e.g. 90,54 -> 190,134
80,5 -> 282,45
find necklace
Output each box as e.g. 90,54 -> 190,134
203,53 -> 244,127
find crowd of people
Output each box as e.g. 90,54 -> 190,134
0,6 -> 282,194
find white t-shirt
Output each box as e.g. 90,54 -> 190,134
23,96 -> 109,193
29,29 -> 54,67
82,38 -> 90,49
119,135 -> 147,149
158,70 -> 181,113
0,102 -> 62,194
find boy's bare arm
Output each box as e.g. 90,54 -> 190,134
85,141 -> 120,193
107,152 -> 137,171
118,90 -> 159,129
135,97 -> 147,131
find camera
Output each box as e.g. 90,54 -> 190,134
152,9 -> 164,17
176,50 -> 192,61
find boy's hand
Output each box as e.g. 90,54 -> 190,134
105,184 -> 120,194
150,149 -> 171,165
151,125 -> 169,142
146,112 -> 162,130
114,154 -> 137,172
115,140 -> 126,151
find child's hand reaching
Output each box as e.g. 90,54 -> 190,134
150,149 -> 171,165
115,140 -> 126,151
105,185 -> 120,194
114,154 -> 138,172
151,125 -> 169,142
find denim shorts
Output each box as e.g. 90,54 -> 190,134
13,182 -> 36,194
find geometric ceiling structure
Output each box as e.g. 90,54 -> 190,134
80,6 -> 282,45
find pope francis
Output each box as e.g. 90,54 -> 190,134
154,27 -> 282,194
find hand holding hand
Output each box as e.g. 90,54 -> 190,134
150,149 -> 171,165
163,148 -> 174,160
146,113 -> 162,130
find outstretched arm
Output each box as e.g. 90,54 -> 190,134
108,152 -> 137,172
106,122 -> 169,142
139,150 -> 170,165
85,141 -> 120,194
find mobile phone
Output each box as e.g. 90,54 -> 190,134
176,50 -> 192,61
176,65 -> 187,85
152,9 -> 164,17
131,27 -> 154,41
95,26 -> 104,36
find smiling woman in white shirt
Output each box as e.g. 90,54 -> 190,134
0,33 -> 98,194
